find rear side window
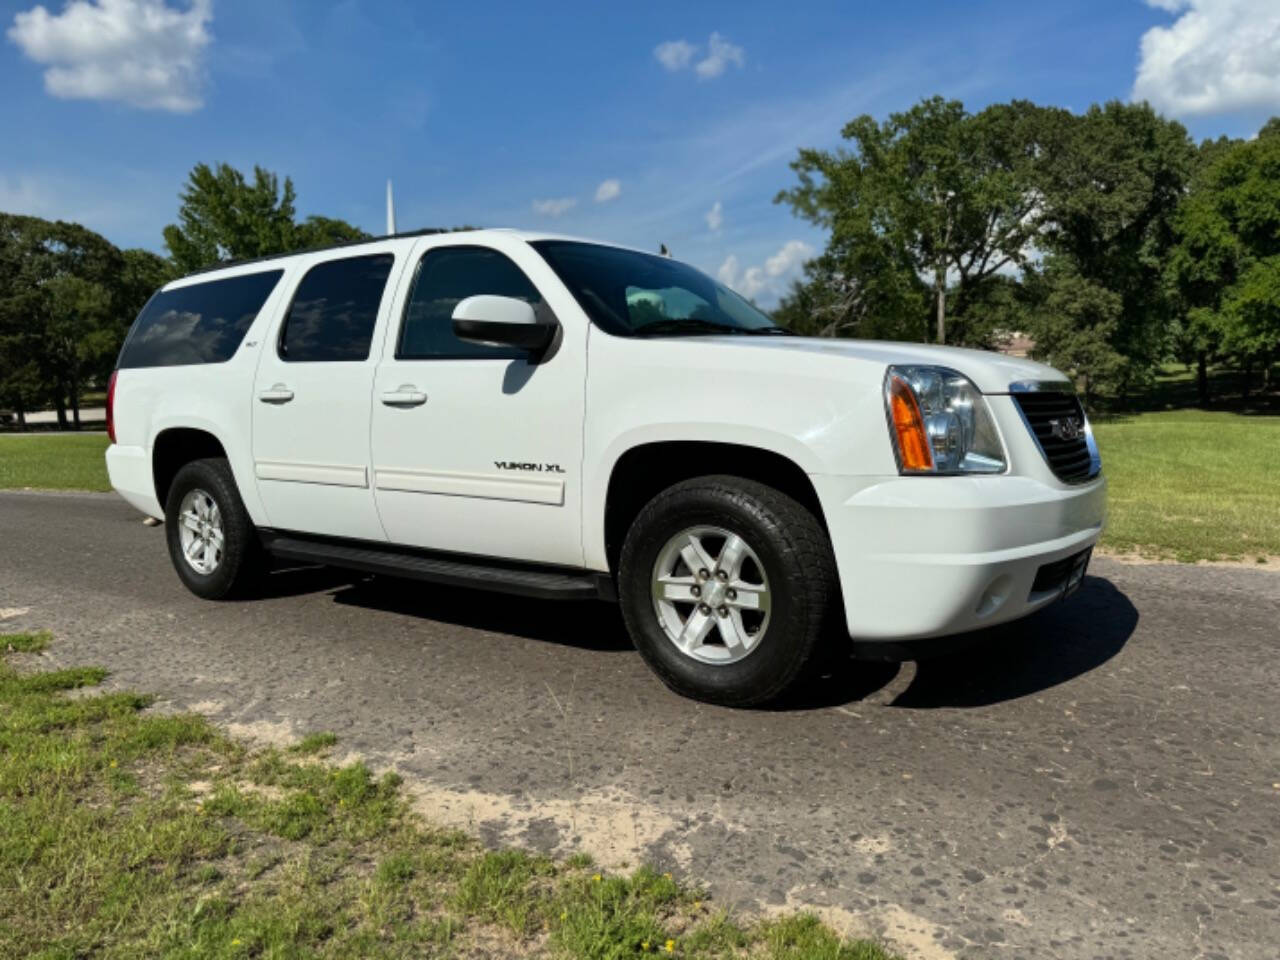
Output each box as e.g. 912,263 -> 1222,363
279,254 -> 395,362
398,246 -> 543,360
118,270 -> 283,368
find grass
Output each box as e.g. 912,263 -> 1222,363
0,630 -> 899,959
0,433 -> 111,491
3,399 -> 1277,563
1093,409 -> 1280,563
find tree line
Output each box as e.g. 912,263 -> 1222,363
5,99 -> 1279,424
774,98 -> 1280,407
0,163 -> 370,428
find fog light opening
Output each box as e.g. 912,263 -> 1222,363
975,575 -> 1013,618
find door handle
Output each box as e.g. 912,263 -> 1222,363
258,384 -> 295,404
380,386 -> 428,407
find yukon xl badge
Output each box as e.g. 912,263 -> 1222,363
495,461 -> 566,474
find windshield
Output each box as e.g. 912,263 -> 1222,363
531,240 -> 785,337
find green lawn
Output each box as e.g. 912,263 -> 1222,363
3,414 -> 1278,563
1092,409 -> 1280,563
0,433 -> 111,491
0,630 -> 895,960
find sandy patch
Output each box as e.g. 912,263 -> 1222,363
852,832 -> 894,856
1097,548 -> 1280,572
224,718 -> 298,748
762,891 -> 957,960
0,607 -> 31,620
403,781 -> 689,870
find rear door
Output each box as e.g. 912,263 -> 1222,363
252,246 -> 403,540
369,236 -> 587,565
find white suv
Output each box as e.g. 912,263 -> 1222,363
106,229 -> 1105,705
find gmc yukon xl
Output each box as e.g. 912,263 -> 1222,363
107,229 -> 1105,705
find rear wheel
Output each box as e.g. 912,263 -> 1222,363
164,457 -> 264,599
618,476 -> 837,706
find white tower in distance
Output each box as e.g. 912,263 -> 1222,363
386,180 -> 397,236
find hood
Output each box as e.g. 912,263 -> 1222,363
688,336 -> 1066,394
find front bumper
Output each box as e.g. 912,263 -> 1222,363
812,472 -> 1106,642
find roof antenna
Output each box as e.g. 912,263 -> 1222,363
386,179 -> 397,236
659,242 -> 670,257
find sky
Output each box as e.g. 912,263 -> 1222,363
3,0 -> 1280,306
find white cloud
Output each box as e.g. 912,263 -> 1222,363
7,0 -> 213,113
653,38 -> 695,72
531,196 -> 577,217
716,240 -> 813,303
594,178 -> 621,203
716,254 -> 738,287
654,32 -> 744,80
765,240 -> 812,278
705,200 -> 723,232
1132,0 -> 1280,116
695,32 -> 745,80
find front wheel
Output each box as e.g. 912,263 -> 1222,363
164,457 -> 264,600
617,476 -> 838,706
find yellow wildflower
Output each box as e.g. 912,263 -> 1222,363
664,939 -> 675,953
641,941 -> 650,952
109,760 -> 118,769
592,873 -> 602,882
231,938 -> 242,947
560,911 -> 568,921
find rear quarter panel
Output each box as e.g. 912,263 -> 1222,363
111,263 -> 299,523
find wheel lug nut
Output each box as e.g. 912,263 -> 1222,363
716,570 -> 728,581
698,603 -> 711,615
690,585 -> 701,598
717,605 -> 729,618
698,568 -> 710,580
726,588 -> 737,600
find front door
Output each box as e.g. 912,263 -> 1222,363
370,238 -> 586,566
252,248 -> 401,541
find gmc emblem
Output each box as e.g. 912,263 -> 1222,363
1049,417 -> 1084,442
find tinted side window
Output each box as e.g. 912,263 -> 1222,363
279,254 -> 394,362
398,247 -> 543,360
118,270 -> 283,369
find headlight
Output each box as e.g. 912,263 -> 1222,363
884,365 -> 1006,474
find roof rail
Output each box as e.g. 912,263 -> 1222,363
181,227 -> 475,278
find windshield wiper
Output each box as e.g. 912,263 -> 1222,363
632,318 -> 747,337
743,326 -> 796,336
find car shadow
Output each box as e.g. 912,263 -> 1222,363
253,563 -> 367,600
255,565 -> 1139,708
326,574 -> 634,653
781,574 -> 1140,710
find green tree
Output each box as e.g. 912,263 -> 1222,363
1030,101 -> 1196,402
45,274 -> 115,428
163,163 -> 370,273
295,215 -> 370,250
777,97 -> 1050,346
1169,119 -> 1280,401
1023,261 -> 1125,409
0,213 -> 129,428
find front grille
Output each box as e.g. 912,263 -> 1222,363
1011,392 -> 1098,482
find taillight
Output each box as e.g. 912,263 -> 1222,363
106,370 -> 117,444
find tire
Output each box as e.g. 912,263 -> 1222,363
164,457 -> 264,600
617,475 -> 838,706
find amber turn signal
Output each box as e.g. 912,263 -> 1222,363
887,374 -> 934,472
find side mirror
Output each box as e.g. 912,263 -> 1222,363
451,295 -> 556,354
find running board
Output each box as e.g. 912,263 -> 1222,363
261,532 -> 609,601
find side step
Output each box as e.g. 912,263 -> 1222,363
261,533 -> 609,601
